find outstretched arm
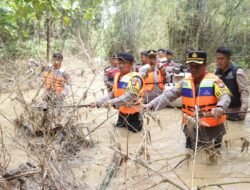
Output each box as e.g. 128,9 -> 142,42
147,81 -> 182,111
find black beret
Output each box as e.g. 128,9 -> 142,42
117,52 -> 134,63
186,50 -> 207,64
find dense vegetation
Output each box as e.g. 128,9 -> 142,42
0,0 -> 249,66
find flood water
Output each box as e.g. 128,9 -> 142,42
0,59 -> 249,190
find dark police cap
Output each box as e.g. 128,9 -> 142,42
110,54 -> 118,60
147,50 -> 157,58
186,50 -> 207,64
140,51 -> 148,56
157,49 -> 165,53
166,49 -> 174,55
53,52 -> 63,60
117,52 -> 134,63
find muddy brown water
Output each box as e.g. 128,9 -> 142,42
0,60 -> 250,190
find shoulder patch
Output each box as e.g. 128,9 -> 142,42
215,80 -> 225,88
131,77 -> 138,86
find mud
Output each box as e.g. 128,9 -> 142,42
0,59 -> 250,189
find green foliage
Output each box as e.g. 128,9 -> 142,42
0,0 -> 249,68
103,0 -> 250,66
0,0 -> 103,59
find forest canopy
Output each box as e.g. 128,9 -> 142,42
0,0 -> 249,66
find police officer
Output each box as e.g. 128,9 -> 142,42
163,49 -> 179,83
139,50 -> 169,103
144,51 -> 231,150
104,54 -> 119,92
215,47 -> 249,121
134,51 -> 148,72
165,49 -> 175,65
157,49 -> 168,64
91,53 -> 144,133
42,52 -> 70,103
140,51 -> 149,65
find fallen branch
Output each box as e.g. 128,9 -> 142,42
198,181 -> 250,189
110,147 -> 187,190
99,145 -> 124,190
1,169 -> 41,181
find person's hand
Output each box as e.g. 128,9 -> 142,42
239,107 -> 247,120
89,102 -> 97,108
211,107 -> 224,118
143,104 -> 153,112
102,101 -> 112,108
157,62 -> 164,69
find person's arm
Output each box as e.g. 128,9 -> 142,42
96,91 -> 114,107
139,65 -> 150,79
109,76 -> 143,108
236,68 -> 249,111
148,81 -> 182,111
214,80 -> 231,109
157,64 -> 169,79
216,94 -> 231,110
62,71 -> 71,95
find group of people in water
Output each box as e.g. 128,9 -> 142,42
42,47 -> 249,152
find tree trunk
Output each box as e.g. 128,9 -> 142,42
46,3 -> 51,63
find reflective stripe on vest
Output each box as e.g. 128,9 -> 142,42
144,70 -> 165,92
113,72 -> 144,114
182,73 -> 226,127
43,70 -> 65,94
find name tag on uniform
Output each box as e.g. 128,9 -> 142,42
225,71 -> 234,79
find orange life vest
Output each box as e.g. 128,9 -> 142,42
144,70 -> 165,92
43,69 -> 65,94
182,73 -> 226,127
113,72 -> 144,114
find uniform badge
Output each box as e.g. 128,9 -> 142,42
131,78 -> 138,86
218,83 -> 224,88
192,53 -> 197,58
216,80 -> 225,88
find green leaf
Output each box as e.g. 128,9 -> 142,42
63,16 -> 71,26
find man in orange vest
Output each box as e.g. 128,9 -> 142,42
91,52 -> 144,133
139,50 -> 169,103
42,52 -> 70,103
144,51 -> 231,150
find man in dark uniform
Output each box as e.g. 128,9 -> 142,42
215,47 -> 249,121
91,53 -> 144,133
144,51 -> 231,150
